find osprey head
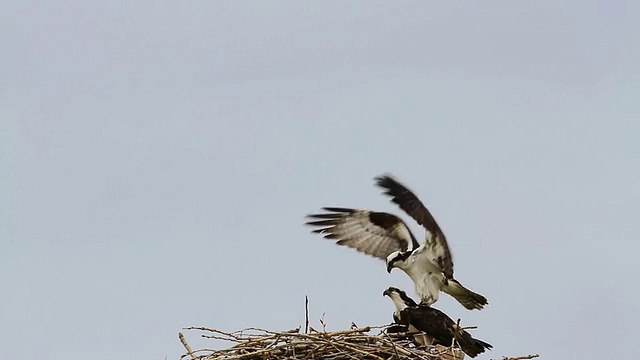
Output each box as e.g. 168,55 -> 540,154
383,286 -> 403,297
383,286 -> 419,309
386,251 -> 405,273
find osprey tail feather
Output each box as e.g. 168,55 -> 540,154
442,278 -> 488,310
457,331 -> 493,358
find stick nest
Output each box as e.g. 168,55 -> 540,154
179,325 -> 465,360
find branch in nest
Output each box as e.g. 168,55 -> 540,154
496,354 -> 540,360
178,332 -> 195,360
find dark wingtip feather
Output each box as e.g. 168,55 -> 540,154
306,214 -> 342,221
374,172 -> 398,182
305,219 -> 339,226
305,207 -> 353,220
321,207 -> 356,213
374,174 -> 409,199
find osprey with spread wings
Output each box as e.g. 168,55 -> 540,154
305,174 -> 488,310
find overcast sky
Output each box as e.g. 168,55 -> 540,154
2,1 -> 639,359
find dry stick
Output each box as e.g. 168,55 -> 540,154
322,337 -> 384,360
321,326 -> 372,336
382,330 -> 401,359
380,327 -> 415,357
305,295 -> 310,334
322,341 -> 364,360
302,343 -> 330,360
450,318 -> 462,356
319,312 -> 327,332
178,332 -> 196,360
218,341 -> 306,360
277,328 -> 372,343
184,327 -> 244,342
240,327 -> 300,336
498,355 -> 540,360
300,329 -> 383,359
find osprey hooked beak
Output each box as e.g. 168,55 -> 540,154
386,262 -> 394,273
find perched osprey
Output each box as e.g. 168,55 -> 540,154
383,287 -> 492,358
305,174 -> 487,310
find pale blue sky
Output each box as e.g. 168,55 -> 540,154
2,1 -> 639,359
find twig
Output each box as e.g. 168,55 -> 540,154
305,295 -> 309,334
497,355 -> 540,360
178,332 -> 196,360
321,327 -> 372,336
319,312 -> 327,332
451,318 -> 461,349
382,329 -> 401,360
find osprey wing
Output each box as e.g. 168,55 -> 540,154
403,305 -> 457,344
305,207 -> 419,260
405,305 -> 492,358
375,174 -> 454,278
